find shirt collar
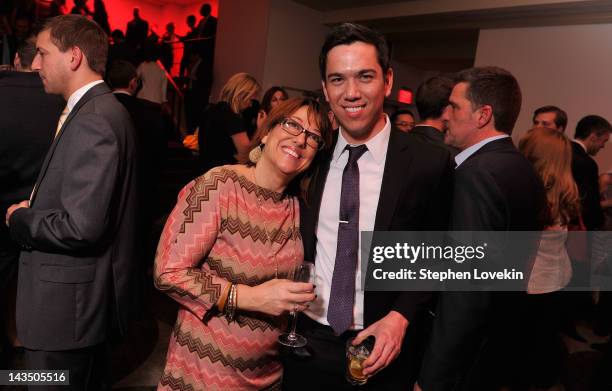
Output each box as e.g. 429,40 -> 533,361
573,139 -> 588,153
333,114 -> 391,165
455,134 -> 509,168
66,79 -> 104,112
113,90 -> 132,96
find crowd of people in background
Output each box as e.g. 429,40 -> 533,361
1,2 -> 612,391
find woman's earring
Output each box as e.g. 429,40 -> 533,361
249,143 -> 264,163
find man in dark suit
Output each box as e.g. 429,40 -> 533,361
572,115 -> 610,231
126,8 -> 149,50
107,60 -> 166,307
196,3 -> 217,44
0,36 -> 64,365
570,115 -> 611,347
416,67 -> 545,391
282,23 -> 453,390
194,3 -> 217,100
107,60 -> 166,196
411,75 -> 459,157
5,15 -> 137,390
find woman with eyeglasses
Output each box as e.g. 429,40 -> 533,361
155,97 -> 331,390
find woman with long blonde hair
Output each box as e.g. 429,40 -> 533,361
518,126 -> 580,388
198,72 -> 260,172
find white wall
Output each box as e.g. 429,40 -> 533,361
475,24 -> 612,171
262,0 -> 329,94
212,0 -> 271,100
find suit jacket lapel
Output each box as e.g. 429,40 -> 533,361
374,129 -> 412,230
30,83 -> 111,204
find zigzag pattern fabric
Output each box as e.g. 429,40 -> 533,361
155,166 -> 302,390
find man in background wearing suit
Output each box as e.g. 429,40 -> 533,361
5,15 -> 137,390
0,36 -> 64,366
107,60 -> 167,314
416,67 -> 545,391
282,23 -> 453,390
126,8 -> 149,51
571,115 -> 611,348
411,75 -> 459,157
572,115 -> 610,231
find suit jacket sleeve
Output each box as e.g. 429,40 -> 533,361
579,158 -> 604,230
419,167 -> 502,390
392,151 -> 454,322
9,113 -> 122,252
153,171 -> 231,320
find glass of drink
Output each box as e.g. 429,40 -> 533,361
278,262 -> 316,348
346,337 -> 373,386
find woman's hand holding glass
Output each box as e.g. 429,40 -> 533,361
236,278 -> 315,317
279,262 -> 316,347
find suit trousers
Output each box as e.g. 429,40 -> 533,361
25,343 -> 109,391
281,314 -> 415,391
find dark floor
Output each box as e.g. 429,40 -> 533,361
2,142 -> 611,390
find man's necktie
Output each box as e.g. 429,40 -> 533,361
327,144 -> 368,335
30,106 -> 70,202
55,106 -> 69,138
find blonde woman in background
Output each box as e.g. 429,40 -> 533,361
519,127 -> 581,389
198,72 -> 260,172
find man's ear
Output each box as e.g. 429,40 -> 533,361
476,104 -> 493,129
384,67 -> 394,98
128,77 -> 138,94
321,80 -> 329,102
69,46 -> 84,71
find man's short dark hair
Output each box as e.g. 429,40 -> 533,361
187,15 -> 196,25
319,23 -> 390,81
16,36 -> 37,69
42,15 -> 108,76
533,105 -> 567,130
390,109 -> 415,124
106,60 -> 137,89
455,66 -> 522,135
575,115 -> 612,140
416,75 -> 454,120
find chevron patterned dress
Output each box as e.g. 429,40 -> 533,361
154,166 -> 302,390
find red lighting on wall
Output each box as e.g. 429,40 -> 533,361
54,1 -> 218,76
398,88 -> 413,104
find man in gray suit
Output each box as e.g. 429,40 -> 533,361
5,15 -> 137,390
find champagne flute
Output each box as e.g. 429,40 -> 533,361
278,262 -> 315,347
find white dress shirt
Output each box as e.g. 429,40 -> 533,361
305,116 -> 391,330
66,79 -> 104,114
454,135 -> 509,168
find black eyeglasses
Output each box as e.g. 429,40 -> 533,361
280,118 -> 325,150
